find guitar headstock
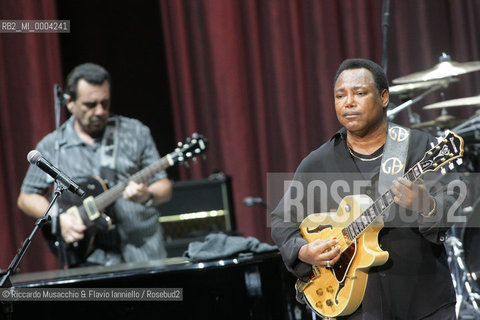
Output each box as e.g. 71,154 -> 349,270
419,131 -> 464,174
170,133 -> 208,165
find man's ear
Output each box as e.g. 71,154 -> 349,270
66,100 -> 74,113
381,89 -> 389,109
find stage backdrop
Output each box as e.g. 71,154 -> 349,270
159,0 -> 480,244
1,0 -> 479,272
0,0 -> 63,272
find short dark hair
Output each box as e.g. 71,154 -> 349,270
333,58 -> 388,93
65,63 -> 111,101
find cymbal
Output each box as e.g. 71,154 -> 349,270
389,78 -> 457,96
423,95 -> 480,110
393,60 -> 480,84
411,114 -> 464,129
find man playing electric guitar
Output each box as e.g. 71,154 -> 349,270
271,59 -> 458,319
18,63 -> 172,267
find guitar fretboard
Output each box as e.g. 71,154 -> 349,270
94,156 -> 172,211
342,162 -> 424,241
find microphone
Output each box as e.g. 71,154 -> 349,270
243,197 -> 267,208
27,150 -> 85,197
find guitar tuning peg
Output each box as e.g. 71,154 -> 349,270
177,142 -> 183,147
436,137 -> 443,143
456,158 -> 463,165
430,142 -> 435,148
440,167 -> 446,175
448,162 -> 454,170
186,152 -> 192,158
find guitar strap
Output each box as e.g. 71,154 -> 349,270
99,117 -> 118,186
378,123 -> 410,194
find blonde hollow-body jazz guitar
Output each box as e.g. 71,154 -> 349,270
296,131 -> 464,318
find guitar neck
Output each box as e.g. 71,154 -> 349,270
342,162 -> 425,241
94,155 -> 173,211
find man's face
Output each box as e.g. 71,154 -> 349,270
68,79 -> 111,137
334,68 -> 388,135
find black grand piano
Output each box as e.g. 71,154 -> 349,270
3,178 -> 312,319
4,252 -> 310,320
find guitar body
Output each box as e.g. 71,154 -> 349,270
42,176 -> 111,267
298,195 -> 389,318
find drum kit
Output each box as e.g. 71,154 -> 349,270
389,53 -> 480,319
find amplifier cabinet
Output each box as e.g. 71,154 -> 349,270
157,175 -> 236,256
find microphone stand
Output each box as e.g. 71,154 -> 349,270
53,84 -> 67,269
0,184 -> 66,319
381,0 -> 390,74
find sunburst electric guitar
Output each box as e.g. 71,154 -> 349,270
296,131 -> 464,318
43,133 -> 208,267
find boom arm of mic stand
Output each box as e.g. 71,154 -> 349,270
387,83 -> 446,121
0,185 -> 66,289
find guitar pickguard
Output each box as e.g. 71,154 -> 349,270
332,241 -> 357,283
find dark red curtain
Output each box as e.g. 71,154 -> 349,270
160,0 -> 480,243
0,0 -> 62,272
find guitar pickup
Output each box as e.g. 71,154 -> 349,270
83,196 -> 100,221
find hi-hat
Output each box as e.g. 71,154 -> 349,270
423,95 -> 480,110
389,78 -> 457,96
411,114 -> 464,129
393,60 -> 480,84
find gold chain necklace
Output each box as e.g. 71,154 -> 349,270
347,145 -> 384,162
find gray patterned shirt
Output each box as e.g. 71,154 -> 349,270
21,115 -> 167,265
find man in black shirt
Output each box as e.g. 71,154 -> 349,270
271,58 -> 457,319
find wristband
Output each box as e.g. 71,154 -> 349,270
420,198 -> 436,217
